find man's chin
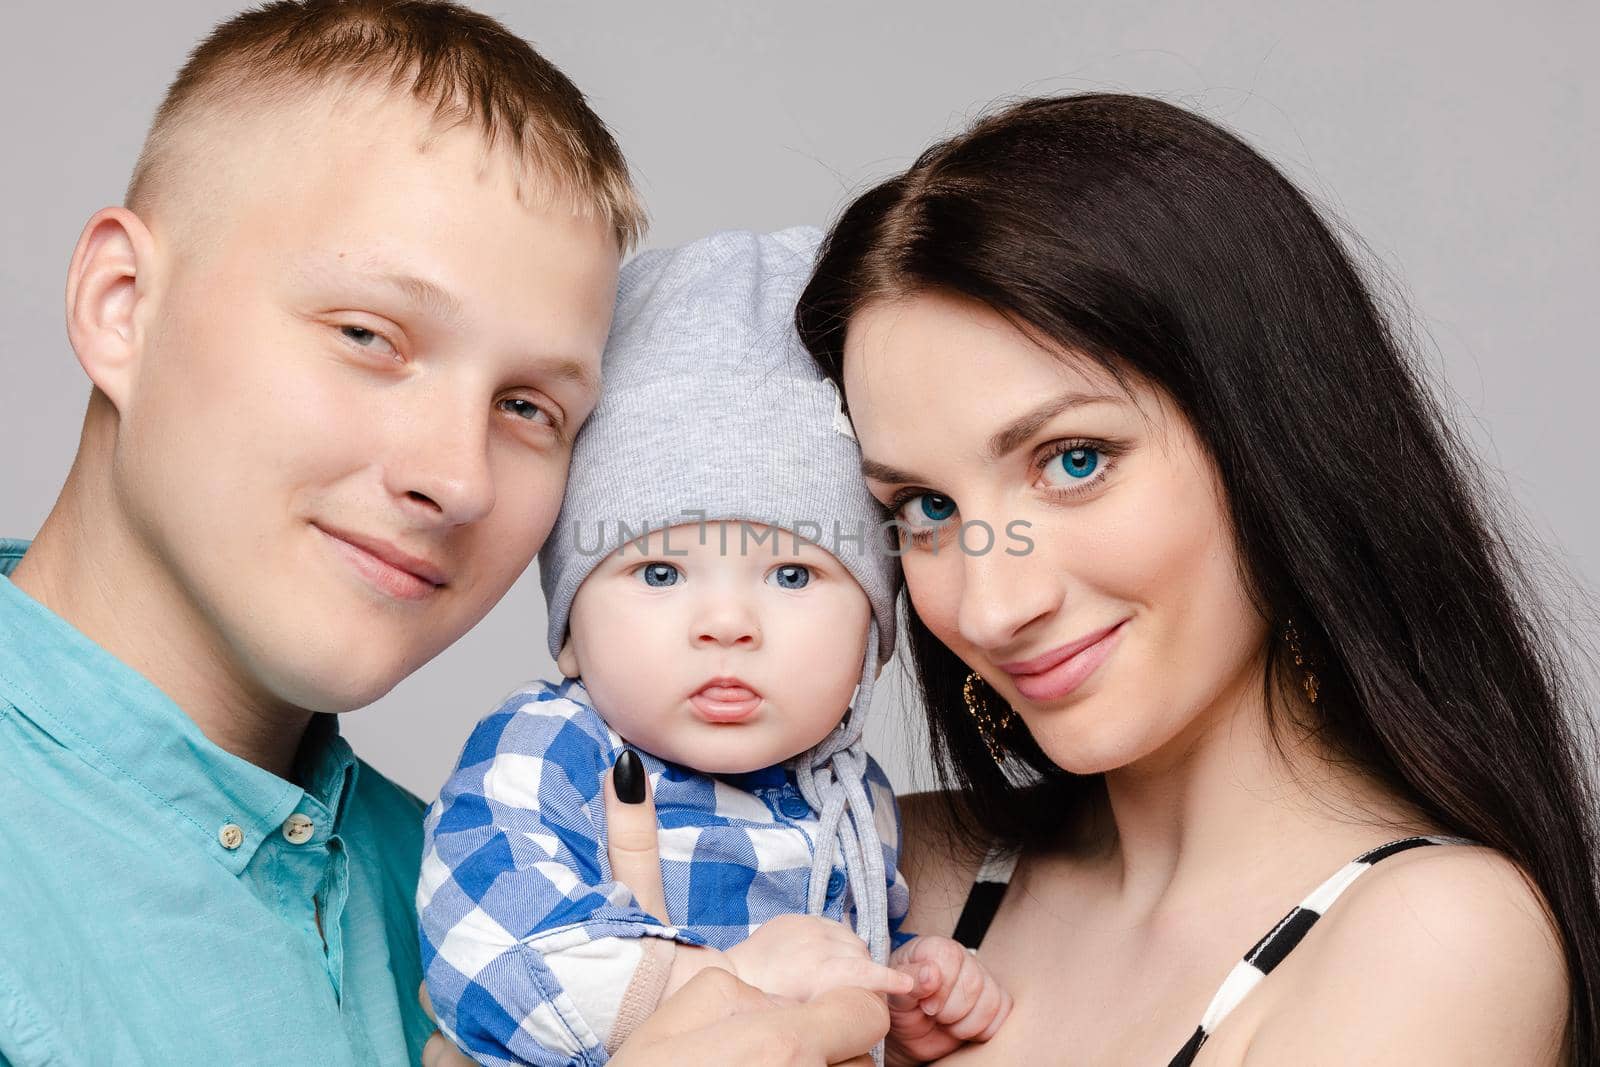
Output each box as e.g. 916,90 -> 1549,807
255,643 -> 428,715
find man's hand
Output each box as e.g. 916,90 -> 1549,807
884,935 -> 1012,1065
611,967 -> 889,1067
418,983 -> 478,1067
602,749 -> 890,1064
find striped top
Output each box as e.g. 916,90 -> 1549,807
952,834 -> 1473,1065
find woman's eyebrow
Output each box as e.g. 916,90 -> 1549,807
860,389 -> 1121,485
860,457 -> 920,486
985,390 -> 1120,459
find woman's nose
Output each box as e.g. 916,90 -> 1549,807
955,534 -> 1061,652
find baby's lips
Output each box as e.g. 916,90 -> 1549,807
697,683 -> 759,701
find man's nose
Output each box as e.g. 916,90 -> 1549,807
384,392 -> 497,526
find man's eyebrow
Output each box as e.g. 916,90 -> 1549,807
295,258 -> 466,326
536,355 -> 600,395
858,389 -> 1121,486
376,271 -> 465,326
298,258 -> 599,391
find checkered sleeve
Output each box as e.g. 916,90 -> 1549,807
863,754 -> 915,949
418,682 -> 706,1067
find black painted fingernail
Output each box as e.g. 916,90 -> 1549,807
614,749 -> 645,803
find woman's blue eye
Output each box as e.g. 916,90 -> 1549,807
897,493 -> 957,528
769,565 -> 811,590
1043,447 -> 1100,485
641,563 -> 680,587
342,326 -> 378,345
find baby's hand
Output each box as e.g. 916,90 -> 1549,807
884,935 -> 1012,1065
724,914 -> 915,1003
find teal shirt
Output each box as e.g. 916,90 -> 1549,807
0,540 -> 434,1065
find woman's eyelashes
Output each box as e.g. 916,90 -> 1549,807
887,438 -> 1121,548
1035,439 -> 1120,494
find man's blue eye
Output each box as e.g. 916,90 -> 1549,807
641,563 -> 680,587
1043,447 -> 1100,485
500,398 -> 552,424
769,565 -> 810,590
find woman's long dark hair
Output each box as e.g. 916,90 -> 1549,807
796,93 -> 1599,1058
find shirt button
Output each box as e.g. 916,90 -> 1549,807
218,823 -> 245,850
826,870 -> 847,898
282,813 -> 315,845
778,795 -> 810,819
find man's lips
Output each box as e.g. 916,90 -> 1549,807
313,523 -> 449,600
689,677 -> 763,723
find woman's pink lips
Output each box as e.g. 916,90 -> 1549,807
1002,620 -> 1127,703
690,683 -> 762,723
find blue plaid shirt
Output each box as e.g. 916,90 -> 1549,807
419,678 -> 909,1066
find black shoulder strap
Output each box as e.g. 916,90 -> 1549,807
952,847 -> 1018,949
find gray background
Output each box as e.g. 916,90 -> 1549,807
4,1 -> 1595,800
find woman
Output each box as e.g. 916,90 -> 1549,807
788,93 -> 1599,1063
433,93 -> 1598,1066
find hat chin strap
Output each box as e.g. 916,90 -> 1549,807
793,627 -> 891,967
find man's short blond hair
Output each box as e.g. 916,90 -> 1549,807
126,0 -> 645,250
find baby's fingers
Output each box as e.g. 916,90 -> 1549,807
887,962 -> 939,1010
930,954 -> 987,1022
978,986 -> 1013,1042
944,972 -> 1008,1041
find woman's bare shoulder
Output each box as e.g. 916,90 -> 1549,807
896,790 -> 992,938
1244,844 -> 1569,1064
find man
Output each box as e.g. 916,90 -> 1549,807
2,3 -> 891,1062
0,2 -> 630,1061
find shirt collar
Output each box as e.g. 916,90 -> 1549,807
0,539 -> 361,875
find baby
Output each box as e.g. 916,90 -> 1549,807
419,228 -> 1008,1066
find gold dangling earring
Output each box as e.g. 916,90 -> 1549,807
962,671 -> 1014,763
1283,619 -> 1320,705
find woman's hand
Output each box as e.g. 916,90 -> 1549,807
603,748 -> 890,1065
604,748 -> 671,922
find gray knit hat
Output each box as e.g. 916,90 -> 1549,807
538,227 -> 901,964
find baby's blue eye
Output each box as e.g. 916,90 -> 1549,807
896,493 -> 957,529
769,565 -> 811,590
641,563 -> 680,587
1043,447 -> 1100,486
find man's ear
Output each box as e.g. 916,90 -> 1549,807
65,206 -> 158,413
555,634 -> 580,679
